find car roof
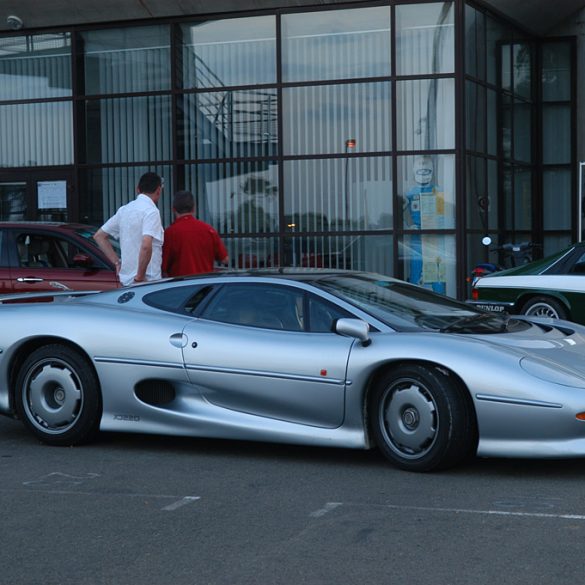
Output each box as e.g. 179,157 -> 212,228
0,221 -> 94,231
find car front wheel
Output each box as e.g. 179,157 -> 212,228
369,363 -> 477,472
521,296 -> 568,320
15,344 -> 102,446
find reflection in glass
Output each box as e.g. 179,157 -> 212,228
79,165 -> 173,227
396,2 -> 454,75
179,89 -> 277,160
82,26 -> 170,95
85,96 -> 171,164
283,234 -> 393,274
0,182 -> 27,221
511,167 -> 532,232
223,236 -> 279,269
284,157 -> 392,233
0,102 -> 73,167
0,33 -> 72,100
398,155 -> 455,230
396,79 -> 455,150
399,233 -> 456,296
186,162 -> 279,236
282,7 -> 390,82
513,43 -> 532,100
543,105 -> 571,164
283,82 -> 391,155
543,169 -> 571,230
181,17 -> 276,88
487,159 -> 498,228
487,89 -> 497,155
542,43 -> 571,102
486,16 -> 508,85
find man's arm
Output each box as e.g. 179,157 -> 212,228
93,229 -> 121,274
134,235 -> 153,282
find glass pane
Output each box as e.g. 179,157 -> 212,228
85,96 -> 172,164
224,236 -> 279,269
0,102 -> 73,167
513,101 -> 532,163
500,44 -> 512,92
486,17 -> 508,85
0,33 -> 71,100
283,234 -> 393,275
543,234 -> 571,257
283,82 -> 391,156
543,105 -> 571,164
466,81 -> 486,153
513,43 -> 532,100
487,89 -> 497,155
542,42 -> 571,102
82,26 -> 170,94
284,157 -> 392,232
398,154 -> 455,230
396,79 -> 455,150
179,89 -> 278,160
282,7 -> 391,82
543,169 -> 571,230
185,162 -> 279,235
465,156 -> 486,231
399,233 -> 456,296
396,2 -> 454,75
79,165 -> 173,227
465,5 -> 477,78
181,16 -> 276,88
514,167 -> 532,231
501,95 -> 512,159
487,159 -> 498,228
0,182 -> 27,221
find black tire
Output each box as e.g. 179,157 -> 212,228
521,296 -> 568,320
369,364 -> 477,472
15,344 -> 102,446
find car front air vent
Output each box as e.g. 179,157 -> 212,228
135,380 -> 176,406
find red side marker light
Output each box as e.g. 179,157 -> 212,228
320,369 -> 327,376
576,412 -> 585,421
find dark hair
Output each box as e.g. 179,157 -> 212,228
138,172 -> 162,194
173,190 -> 195,214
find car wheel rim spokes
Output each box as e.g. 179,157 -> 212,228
25,361 -> 82,433
381,380 -> 437,458
526,303 -> 558,319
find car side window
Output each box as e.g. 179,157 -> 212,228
144,285 -> 214,314
570,251 -> 585,274
202,284 -> 305,331
16,233 -> 73,269
307,295 -> 352,332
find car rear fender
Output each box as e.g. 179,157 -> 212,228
517,291 -> 571,315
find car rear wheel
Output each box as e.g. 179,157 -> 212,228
369,364 -> 477,472
521,296 -> 568,320
15,344 -> 102,446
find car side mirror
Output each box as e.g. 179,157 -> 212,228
72,253 -> 93,268
335,318 -> 371,346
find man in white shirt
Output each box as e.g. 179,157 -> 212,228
94,172 -> 164,286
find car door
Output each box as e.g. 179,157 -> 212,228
0,228 -> 12,292
8,229 -> 119,292
181,282 -> 355,428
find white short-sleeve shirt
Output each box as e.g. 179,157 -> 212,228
101,194 -> 164,286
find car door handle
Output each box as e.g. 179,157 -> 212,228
169,333 -> 188,348
17,277 -> 44,283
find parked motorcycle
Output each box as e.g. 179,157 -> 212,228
468,237 -> 537,286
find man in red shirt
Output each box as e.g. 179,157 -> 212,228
162,190 -> 229,276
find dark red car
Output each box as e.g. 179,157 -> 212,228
0,222 -> 120,294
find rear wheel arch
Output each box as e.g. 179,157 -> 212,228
8,337 -> 100,412
517,293 -> 570,320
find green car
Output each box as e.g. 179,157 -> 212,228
469,243 -> 585,323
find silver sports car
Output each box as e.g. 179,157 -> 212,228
2,269 -> 585,472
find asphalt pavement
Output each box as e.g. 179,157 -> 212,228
1,414 -> 585,585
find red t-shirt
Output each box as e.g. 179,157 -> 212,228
162,215 -> 228,276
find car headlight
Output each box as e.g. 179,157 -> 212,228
520,357 -> 585,387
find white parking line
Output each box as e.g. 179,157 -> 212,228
162,496 -> 201,512
312,501 -> 585,521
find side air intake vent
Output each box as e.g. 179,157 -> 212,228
135,380 -> 176,406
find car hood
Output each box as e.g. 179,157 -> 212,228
471,318 -> 585,379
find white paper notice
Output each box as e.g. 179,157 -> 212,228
38,180 -> 67,209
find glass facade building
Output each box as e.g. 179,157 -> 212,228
0,1 -> 576,298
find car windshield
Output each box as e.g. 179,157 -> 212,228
312,273 -> 528,333
74,226 -> 121,256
